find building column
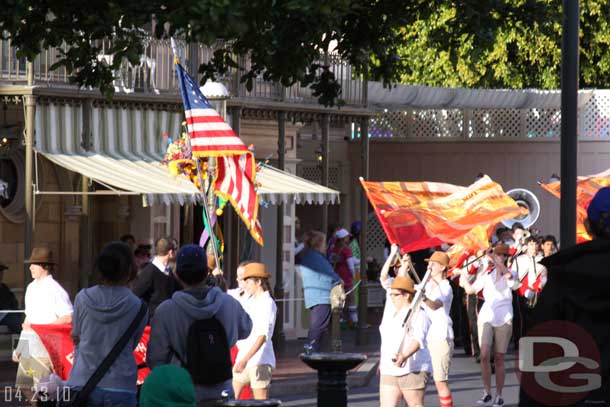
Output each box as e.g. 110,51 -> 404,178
79,176 -> 92,290
356,117 -> 369,346
79,100 -> 92,290
321,114 -> 330,234
273,111 -> 286,352
24,62 -> 35,287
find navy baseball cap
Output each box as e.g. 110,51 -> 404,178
176,244 -> 206,273
587,187 -> 610,222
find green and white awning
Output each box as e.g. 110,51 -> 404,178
34,101 -> 340,206
35,101 -> 198,205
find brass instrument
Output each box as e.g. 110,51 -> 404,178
503,188 -> 541,229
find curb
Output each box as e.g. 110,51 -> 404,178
269,356 -> 379,399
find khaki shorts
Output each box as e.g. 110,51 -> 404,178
233,364 -> 273,389
478,321 -> 512,354
380,371 -> 429,390
428,340 -> 453,381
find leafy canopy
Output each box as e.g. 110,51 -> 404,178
0,0 -> 425,106
398,0 -> 610,89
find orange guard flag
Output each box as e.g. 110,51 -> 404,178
539,168 -> 610,243
360,175 -> 527,257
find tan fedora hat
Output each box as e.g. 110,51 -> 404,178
24,247 -> 56,265
243,262 -> 271,279
390,275 -> 416,294
425,251 -> 450,268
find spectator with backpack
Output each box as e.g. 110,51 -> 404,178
232,263 -> 277,400
146,244 -> 252,403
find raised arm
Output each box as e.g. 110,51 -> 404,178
380,244 -> 399,286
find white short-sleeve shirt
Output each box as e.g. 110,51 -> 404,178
424,279 -> 454,342
235,290 -> 277,368
25,275 -> 73,324
379,305 -> 431,376
21,275 -> 72,357
471,268 -> 516,327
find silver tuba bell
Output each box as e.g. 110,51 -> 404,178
502,188 -> 540,229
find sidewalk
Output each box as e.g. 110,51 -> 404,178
270,327 -> 382,399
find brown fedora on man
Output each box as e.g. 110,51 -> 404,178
24,247 -> 56,265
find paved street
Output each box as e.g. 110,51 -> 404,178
1,325 -> 521,406
279,349 -> 520,407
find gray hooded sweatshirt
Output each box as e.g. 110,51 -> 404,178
67,285 -> 147,393
146,285 -> 252,401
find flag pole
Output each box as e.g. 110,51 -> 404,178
184,124 -> 221,269
172,42 -> 221,269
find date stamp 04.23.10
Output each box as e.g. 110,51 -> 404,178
3,385 -> 71,406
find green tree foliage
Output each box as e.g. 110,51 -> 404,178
398,0 -> 610,89
0,0 -> 425,106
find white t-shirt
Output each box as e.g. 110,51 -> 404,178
25,275 -> 73,324
424,279 -> 454,342
471,268 -> 516,327
235,290 -> 277,368
379,305 -> 431,376
21,275 -> 73,357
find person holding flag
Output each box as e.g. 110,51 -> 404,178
419,251 -> 455,407
173,47 -> 263,257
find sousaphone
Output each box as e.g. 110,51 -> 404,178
502,188 -> 540,229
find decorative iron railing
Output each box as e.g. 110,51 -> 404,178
0,37 -> 366,106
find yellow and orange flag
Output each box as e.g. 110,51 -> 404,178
539,168 -> 610,243
360,175 -> 527,256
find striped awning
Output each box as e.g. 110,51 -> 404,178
256,165 -> 340,205
34,102 -> 340,206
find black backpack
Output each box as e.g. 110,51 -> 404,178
173,317 -> 232,385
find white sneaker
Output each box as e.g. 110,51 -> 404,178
492,396 -> 505,407
476,393 -> 492,404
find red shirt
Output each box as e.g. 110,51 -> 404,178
329,245 -> 354,290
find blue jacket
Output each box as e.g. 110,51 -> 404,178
297,249 -> 341,309
146,286 -> 252,401
68,285 -> 148,393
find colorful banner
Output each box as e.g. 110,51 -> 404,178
31,324 -> 150,385
30,324 -> 251,398
361,175 -> 527,253
539,168 -> 610,243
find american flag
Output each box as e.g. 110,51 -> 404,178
175,63 -> 263,245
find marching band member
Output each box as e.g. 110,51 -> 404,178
511,236 -> 546,337
459,243 -> 516,407
541,235 -> 558,257
380,275 -> 431,407
453,250 -> 491,363
419,251 -> 454,407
